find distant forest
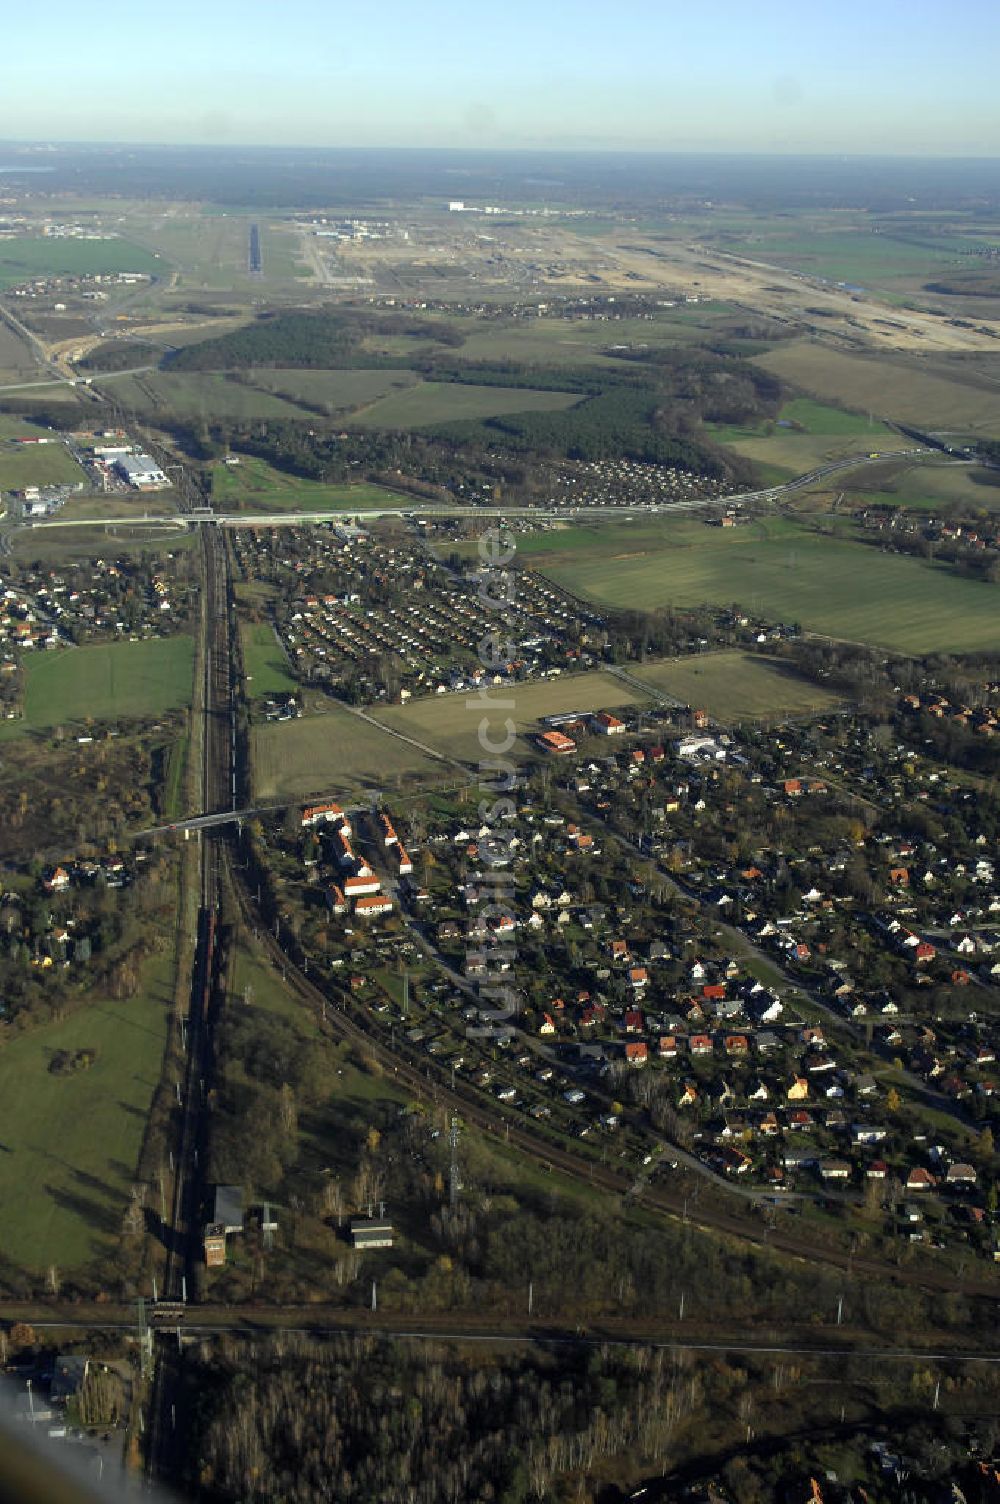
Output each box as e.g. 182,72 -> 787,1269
165,309 -> 462,372
161,308 -> 777,480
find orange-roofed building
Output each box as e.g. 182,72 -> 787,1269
593,711 -> 626,735
354,894 -> 393,917
538,729 -> 576,755
379,812 -> 399,846
302,801 -> 347,828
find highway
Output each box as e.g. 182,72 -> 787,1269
20,445 -> 934,537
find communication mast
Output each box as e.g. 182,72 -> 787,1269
449,1115 -> 461,1210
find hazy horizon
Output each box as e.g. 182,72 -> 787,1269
3,140 -> 1000,162
3,0 -> 999,156
3,143 -> 998,211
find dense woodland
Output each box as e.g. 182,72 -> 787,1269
176,1334 -> 1000,1504
78,340 -> 163,373
180,1335 -> 708,1503
166,309 -> 461,371
159,307 -> 775,481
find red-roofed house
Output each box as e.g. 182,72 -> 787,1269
354,894 -> 393,918
593,711 -> 626,735
302,801 -> 346,828
906,1166 -> 936,1193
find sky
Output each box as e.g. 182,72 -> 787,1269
2,0 -> 998,155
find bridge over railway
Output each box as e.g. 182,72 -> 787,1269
18,446 -> 932,536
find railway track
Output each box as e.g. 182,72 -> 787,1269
162,501 -> 997,1339
147,522 -> 236,1480
160,526 -> 231,1300
228,866 -> 1000,1304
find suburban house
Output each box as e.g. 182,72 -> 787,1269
592,711 -> 626,736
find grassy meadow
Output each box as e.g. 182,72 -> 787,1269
719,226 -> 968,290
369,670 -> 647,763
240,366 -> 418,409
16,637 -> 194,731
628,651 -> 842,720
0,437 -> 88,491
10,526 -> 193,565
846,458 -> 1000,513
251,651 -> 846,803
347,380 -> 582,429
0,236 -> 163,290
755,342 -> 1000,433
252,703 -> 446,800
0,321 -> 40,381
241,622 -> 297,697
436,309 -> 734,367
708,398 -> 897,478
0,950 -> 173,1270
211,455 -> 412,513
100,370 -> 312,420
524,516 -> 1000,654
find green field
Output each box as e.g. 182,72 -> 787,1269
252,703 -> 446,799
0,437 -> 88,491
17,637 -> 194,730
100,370 -> 312,420
53,492 -> 179,522
0,236 -> 164,290
241,366 -> 419,409
241,622 -> 297,697
211,455 -> 413,513
108,209 -> 289,295
10,526 -> 193,565
347,380 -> 581,429
777,398 -> 888,435
525,517 -> 1000,654
439,313 -> 729,367
253,652 -> 851,795
0,415 -> 54,441
849,458 -> 1000,513
755,342 -> 1000,434
370,670 -> 648,762
708,398 -> 897,477
0,320 -> 39,381
98,369 -> 579,427
721,227 -> 967,289
0,952 -> 173,1270
628,651 -> 842,720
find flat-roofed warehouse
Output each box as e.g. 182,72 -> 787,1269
350,1217 -> 394,1249
213,1184 -> 244,1235
115,452 -> 168,489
